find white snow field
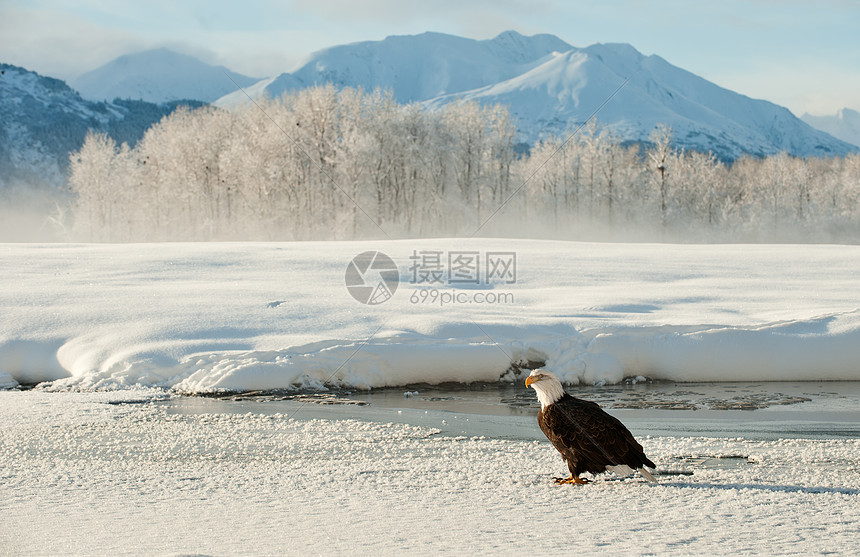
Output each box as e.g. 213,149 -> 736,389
1,240 -> 859,391
1,390 -> 859,556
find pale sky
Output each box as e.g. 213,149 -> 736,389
1,0 -> 858,116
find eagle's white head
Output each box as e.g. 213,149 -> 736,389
525,369 -> 566,408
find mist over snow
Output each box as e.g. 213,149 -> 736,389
65,87 -> 860,244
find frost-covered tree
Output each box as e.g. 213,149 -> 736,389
69,131 -> 129,241
648,124 -> 674,229
67,86 -> 860,243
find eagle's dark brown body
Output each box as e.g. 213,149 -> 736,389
538,393 -> 656,479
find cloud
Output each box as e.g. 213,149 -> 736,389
288,0 -> 552,38
0,6 -> 148,79
0,4 -> 305,79
290,0 -> 538,22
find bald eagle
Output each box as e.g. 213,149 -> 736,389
526,369 -> 656,484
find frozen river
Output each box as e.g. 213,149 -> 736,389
182,380 -> 860,440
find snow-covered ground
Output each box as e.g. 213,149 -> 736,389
2,240 -> 859,392
1,389 -> 859,556
5,241 -> 858,555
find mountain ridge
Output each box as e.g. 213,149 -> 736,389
72,48 -> 258,104
802,108 -> 860,148
0,62 -> 201,193
215,30 -> 856,160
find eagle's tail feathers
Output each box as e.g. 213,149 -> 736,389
639,467 -> 657,483
607,464 -> 634,476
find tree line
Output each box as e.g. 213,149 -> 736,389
67,85 -> 860,243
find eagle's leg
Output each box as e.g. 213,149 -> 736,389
553,474 -> 590,485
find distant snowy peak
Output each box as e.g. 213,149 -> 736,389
430,42 -> 855,159
72,48 -> 258,103
214,30 -> 856,160
217,30 -> 572,107
296,30 -> 574,101
481,30 -> 574,65
802,108 -> 860,148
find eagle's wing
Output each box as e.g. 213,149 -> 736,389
543,396 -> 654,472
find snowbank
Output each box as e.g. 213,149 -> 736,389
1,240 -> 859,391
0,372 -> 18,390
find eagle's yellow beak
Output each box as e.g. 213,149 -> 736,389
525,375 -> 541,387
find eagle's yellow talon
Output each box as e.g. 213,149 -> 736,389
554,475 -> 589,485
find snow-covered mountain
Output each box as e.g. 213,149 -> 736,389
802,108 -> 860,148
216,31 -> 572,107
72,48 -> 258,103
217,31 -> 856,160
427,42 -> 857,160
0,63 -> 201,193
